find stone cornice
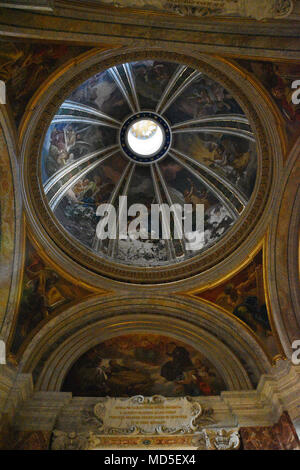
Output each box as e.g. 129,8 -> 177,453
7,364 -> 300,433
0,3 -> 300,59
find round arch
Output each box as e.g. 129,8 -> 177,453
0,107 -> 24,344
37,315 -> 252,392
18,294 -> 272,392
268,136 -> 300,357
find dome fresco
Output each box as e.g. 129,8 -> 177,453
41,60 -> 257,267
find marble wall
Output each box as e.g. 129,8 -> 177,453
240,412 -> 300,450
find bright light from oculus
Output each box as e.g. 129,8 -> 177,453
127,119 -> 164,156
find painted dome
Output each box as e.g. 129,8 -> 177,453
41,60 -> 257,267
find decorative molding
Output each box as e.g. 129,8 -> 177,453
17,297 -> 269,391
0,1 -> 53,11
0,4 -> 299,60
50,427 -> 240,450
9,366 -> 300,443
52,430 -> 90,450
267,136 -> 300,357
93,396 -> 214,435
97,0 -> 294,21
0,365 -> 33,426
193,428 -> 240,450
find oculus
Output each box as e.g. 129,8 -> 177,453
120,112 -> 171,163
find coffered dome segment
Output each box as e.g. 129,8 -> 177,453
23,50 -> 276,284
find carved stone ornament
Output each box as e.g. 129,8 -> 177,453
51,431 -> 90,450
192,429 -> 240,450
99,0 -> 294,20
93,395 -> 215,435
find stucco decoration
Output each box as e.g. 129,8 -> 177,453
99,0 -> 294,20
193,428 -> 240,450
93,396 -> 212,435
267,137 -> 300,357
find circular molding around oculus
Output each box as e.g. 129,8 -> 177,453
120,112 -> 171,163
23,50 -> 273,284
